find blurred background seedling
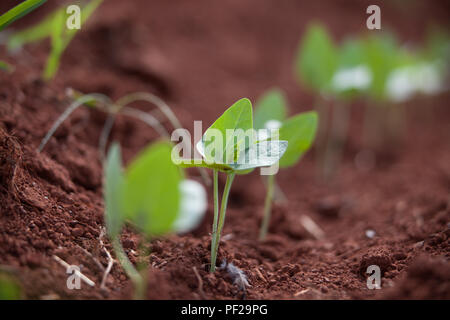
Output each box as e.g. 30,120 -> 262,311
38,89 -> 210,184
254,89 -> 318,240
294,23 -> 449,179
0,0 -> 47,31
294,22 -> 339,181
104,141 -> 207,299
6,0 -> 103,80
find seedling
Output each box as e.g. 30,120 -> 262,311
104,141 -> 206,298
295,23 -> 337,95
38,90 -> 210,184
295,24 -> 373,180
175,98 -> 288,272
361,33 -> 412,152
295,23 -> 339,180
254,89 -> 318,240
39,91 -> 179,155
6,0 -> 103,80
323,38 -> 372,179
0,0 -> 47,32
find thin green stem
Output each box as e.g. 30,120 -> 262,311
322,100 -> 350,181
314,95 -> 331,182
259,174 -> 275,240
210,169 -> 219,273
112,238 -> 145,299
210,172 -> 235,272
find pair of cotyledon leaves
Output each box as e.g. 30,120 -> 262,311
179,98 -> 290,173
295,23 -> 383,99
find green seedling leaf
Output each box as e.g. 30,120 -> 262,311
279,111 -> 318,168
295,23 -> 337,93
104,143 -> 125,239
0,0 -> 46,32
124,141 -> 183,236
337,38 -> 367,68
6,0 -> 103,79
363,33 -> 399,101
7,8 -> 57,51
43,0 -> 103,80
424,28 -> 450,62
254,88 -> 287,130
331,39 -> 372,97
43,9 -> 65,80
202,98 -> 253,164
0,273 -> 22,300
229,140 -> 288,171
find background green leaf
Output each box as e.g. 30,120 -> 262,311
254,88 -> 287,130
6,0 -> 103,79
124,141 -> 183,237
43,0 -> 103,80
279,111 -> 318,168
363,33 -> 399,101
7,8 -> 57,51
337,38 -> 366,68
0,0 -> 47,32
104,143 -> 125,239
295,23 -> 337,92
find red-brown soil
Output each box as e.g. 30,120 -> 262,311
0,0 -> 449,299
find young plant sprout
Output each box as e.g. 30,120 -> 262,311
361,34 -> 413,152
295,24 -> 372,180
38,89 -> 210,184
295,23 -> 337,180
0,0 -> 46,32
254,89 -> 318,240
175,98 -> 288,272
6,0 -> 103,80
323,38 -> 372,179
104,141 -> 207,299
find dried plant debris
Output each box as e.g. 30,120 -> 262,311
220,260 -> 250,292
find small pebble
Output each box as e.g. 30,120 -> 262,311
365,229 -> 376,239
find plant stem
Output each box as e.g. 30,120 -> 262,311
259,174 -> 275,241
112,238 -> 145,299
314,95 -> 330,180
322,100 -> 350,181
210,172 -> 235,273
210,169 -> 219,273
